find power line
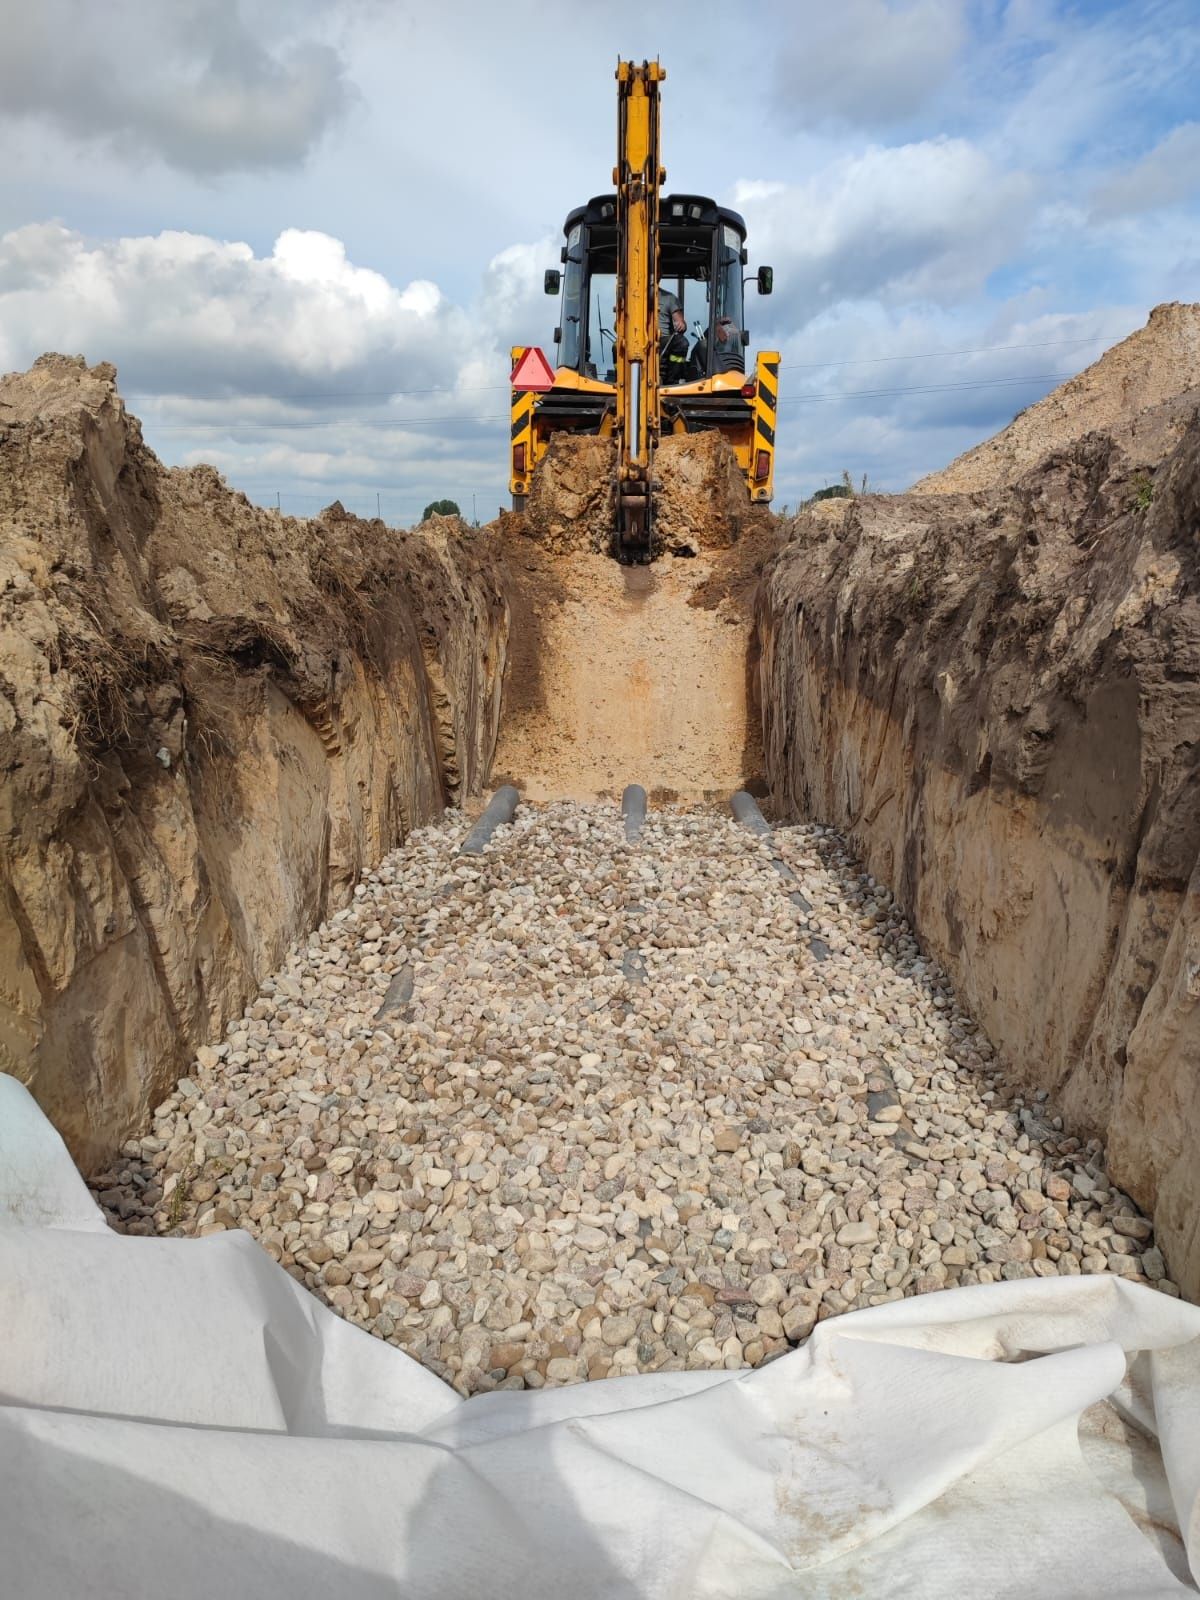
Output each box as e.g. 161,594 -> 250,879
247,490 -> 427,505
235,488 -> 503,522
779,371 -> 1073,404
125,331 -> 1115,409
147,368 -> 1073,435
128,384 -> 511,403
778,334 -> 1111,373
149,413 -> 509,432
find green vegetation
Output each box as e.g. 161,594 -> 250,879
422,498 -> 461,520
1130,474 -> 1155,512
165,1167 -> 196,1231
807,470 -> 871,507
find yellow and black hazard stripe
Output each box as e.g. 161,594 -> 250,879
509,346 -> 536,506
750,352 -> 779,501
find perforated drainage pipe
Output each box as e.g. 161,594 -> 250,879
622,784 -> 648,842
729,793 -> 915,1141
730,790 -> 772,838
729,789 -> 814,917
459,785 -> 520,856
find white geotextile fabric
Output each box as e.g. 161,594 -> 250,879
1,1075 -> 1197,1599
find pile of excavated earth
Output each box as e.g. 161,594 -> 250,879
3,300 -> 1198,1407
914,301 -> 1200,493
94,803 -> 1169,1396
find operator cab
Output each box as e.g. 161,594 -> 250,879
545,194 -> 773,387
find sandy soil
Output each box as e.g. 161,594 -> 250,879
492,532 -> 775,802
0,354 -> 507,1168
759,311 -> 1200,1298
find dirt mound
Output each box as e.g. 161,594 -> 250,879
0,354 -> 507,1169
525,429 -> 750,556
654,430 -> 750,551
526,435 -> 616,554
914,302 -> 1200,493
759,397 -> 1200,1297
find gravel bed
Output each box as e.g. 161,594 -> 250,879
93,802 -> 1176,1396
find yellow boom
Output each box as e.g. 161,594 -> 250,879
613,59 -> 665,559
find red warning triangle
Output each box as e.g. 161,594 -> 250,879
511,346 -> 556,392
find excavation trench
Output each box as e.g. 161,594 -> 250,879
2,310 -> 1198,1343
491,536 -> 774,803
491,431 -> 778,804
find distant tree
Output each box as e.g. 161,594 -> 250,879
812,484 -> 851,502
422,498 -> 461,520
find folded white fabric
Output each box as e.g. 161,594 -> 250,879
1,1073 -> 1196,1598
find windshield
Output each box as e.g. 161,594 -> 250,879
714,225 -> 745,373
558,226 -> 584,372
586,272 -> 617,382
558,214 -> 747,382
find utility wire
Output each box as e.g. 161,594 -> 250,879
778,371 -> 1071,404
778,334 -> 1110,372
148,367 -> 1075,433
129,384 -> 512,403
150,413 -> 510,431
126,331 -> 1113,408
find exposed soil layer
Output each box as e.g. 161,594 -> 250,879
491,524 -> 771,802
0,355 -> 508,1170
496,430 -> 763,800
687,514 -> 784,611
758,349 -> 1200,1295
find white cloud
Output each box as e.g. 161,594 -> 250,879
0,0 -> 352,174
0,219 -> 534,522
1091,123 -> 1200,220
986,4 -> 1200,177
0,223 -> 470,396
772,0 -> 966,128
736,139 -> 1034,326
0,213 -> 1154,519
764,301 -> 1144,492
477,238 -> 561,358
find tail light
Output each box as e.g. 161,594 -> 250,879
512,442 -> 527,473
755,449 -> 771,481
741,381 -> 756,398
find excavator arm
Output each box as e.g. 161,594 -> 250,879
510,59 -> 780,556
613,59 -> 665,562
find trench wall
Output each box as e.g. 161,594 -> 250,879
0,357 -> 508,1169
757,424 -> 1200,1298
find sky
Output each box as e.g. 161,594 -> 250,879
1,0 -> 1198,524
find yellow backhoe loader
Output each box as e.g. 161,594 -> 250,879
509,59 -> 780,562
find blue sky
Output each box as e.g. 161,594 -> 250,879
1,0 -> 1197,522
